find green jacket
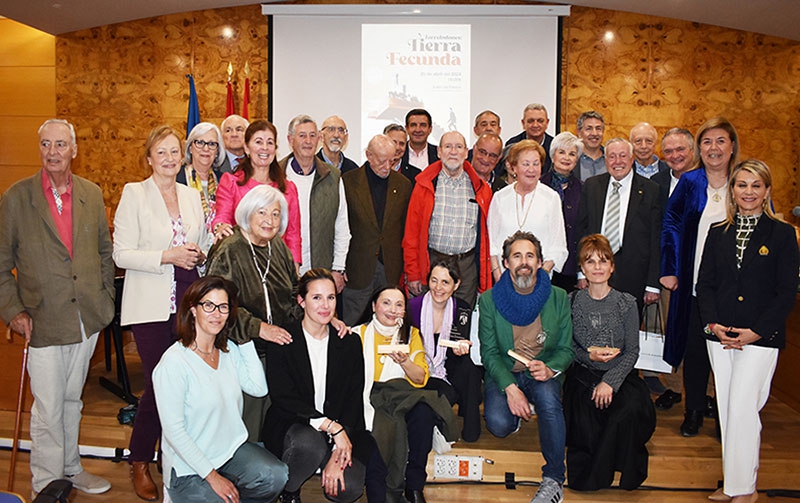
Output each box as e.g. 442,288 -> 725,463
0,170 -> 115,347
478,285 -> 574,392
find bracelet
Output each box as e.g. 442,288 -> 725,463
331,428 -> 345,437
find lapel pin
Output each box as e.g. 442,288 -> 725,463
759,245 -> 769,256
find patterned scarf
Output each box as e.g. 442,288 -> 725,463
420,292 -> 453,382
186,167 -> 217,228
548,171 -> 570,201
735,213 -> 760,269
492,268 -> 551,326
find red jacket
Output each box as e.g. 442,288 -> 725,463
403,160 -> 493,292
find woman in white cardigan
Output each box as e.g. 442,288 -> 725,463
113,125 -> 209,501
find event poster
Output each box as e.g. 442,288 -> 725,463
361,24 -> 471,150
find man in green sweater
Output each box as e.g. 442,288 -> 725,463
479,230 -> 573,503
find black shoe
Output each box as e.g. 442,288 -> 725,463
705,395 -> 718,418
279,490 -> 302,503
680,410 -> 704,437
654,389 -> 682,410
404,488 -> 427,503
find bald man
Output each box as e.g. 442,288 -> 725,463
341,135 -> 412,324
630,122 -> 668,179
403,131 -> 493,306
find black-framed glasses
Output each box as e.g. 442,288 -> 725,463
197,300 -> 230,314
193,139 -> 219,150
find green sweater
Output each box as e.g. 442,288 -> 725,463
478,285 -> 574,392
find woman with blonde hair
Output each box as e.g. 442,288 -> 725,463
697,159 -> 799,502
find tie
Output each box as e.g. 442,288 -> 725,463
235,156 -> 245,167
606,181 -> 621,254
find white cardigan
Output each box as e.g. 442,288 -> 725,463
113,177 -> 207,325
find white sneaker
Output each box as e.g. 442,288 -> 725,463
531,477 -> 563,503
431,426 -> 454,454
66,470 -> 112,494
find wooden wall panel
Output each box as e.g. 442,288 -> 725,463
55,5 -> 269,208
0,18 -> 55,194
563,7 -> 800,222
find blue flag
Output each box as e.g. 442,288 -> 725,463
186,74 -> 200,138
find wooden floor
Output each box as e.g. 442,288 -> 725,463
2,345 -> 800,502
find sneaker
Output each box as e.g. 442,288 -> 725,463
531,477 -> 563,503
66,470 -> 112,494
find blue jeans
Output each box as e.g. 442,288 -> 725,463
167,442 -> 288,503
484,372 -> 566,484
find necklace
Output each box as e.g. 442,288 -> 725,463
515,184 -> 535,229
192,342 -> 217,363
246,232 -> 273,324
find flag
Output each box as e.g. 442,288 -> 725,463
226,80 -> 235,117
242,77 -> 250,120
186,74 -> 200,138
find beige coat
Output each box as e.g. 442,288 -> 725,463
0,170 -> 115,347
113,177 -> 207,326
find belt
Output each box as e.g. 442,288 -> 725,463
429,247 -> 475,261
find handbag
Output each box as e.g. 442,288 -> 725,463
634,301 -> 672,373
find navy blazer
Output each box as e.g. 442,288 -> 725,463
577,172 -> 661,309
505,131 -> 554,174
696,216 -> 799,349
401,142 -> 438,171
650,168 -> 674,219
541,171 -> 583,277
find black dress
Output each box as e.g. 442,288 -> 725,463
564,289 -> 656,491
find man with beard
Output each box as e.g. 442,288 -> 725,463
505,104 -> 554,174
317,115 -> 359,175
576,110 -> 606,181
479,231 -> 573,503
403,131 -> 492,307
219,114 -> 249,173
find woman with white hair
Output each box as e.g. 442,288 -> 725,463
540,132 -> 584,291
179,122 -> 226,243
206,184 -> 301,440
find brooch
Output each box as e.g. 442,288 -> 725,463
759,245 -> 769,256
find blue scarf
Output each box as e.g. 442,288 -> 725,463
492,268 -> 551,326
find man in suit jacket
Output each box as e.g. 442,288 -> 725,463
402,108 -> 439,171
505,103 -> 554,174
577,138 -> 662,314
384,123 -> 421,185
341,135 -> 412,325
219,114 -> 249,173
652,128 -> 696,216
0,119 -> 115,496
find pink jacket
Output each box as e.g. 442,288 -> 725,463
213,171 -> 302,264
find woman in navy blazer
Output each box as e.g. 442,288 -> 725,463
696,159 -> 799,502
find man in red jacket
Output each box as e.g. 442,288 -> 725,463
403,131 -> 493,307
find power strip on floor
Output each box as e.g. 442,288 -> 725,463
432,454 -> 484,481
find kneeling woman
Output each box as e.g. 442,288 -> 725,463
408,260 -> 483,442
264,269 -> 385,503
356,286 -> 458,503
564,235 -> 656,491
153,276 -> 288,503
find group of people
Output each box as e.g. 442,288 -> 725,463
0,105 -> 796,503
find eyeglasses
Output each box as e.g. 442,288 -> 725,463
197,300 -> 230,314
324,126 -> 348,135
193,139 -> 219,150
476,148 -> 500,161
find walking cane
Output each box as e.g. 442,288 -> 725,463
7,337 -> 29,492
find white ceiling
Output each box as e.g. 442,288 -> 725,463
1,1 -> 799,42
